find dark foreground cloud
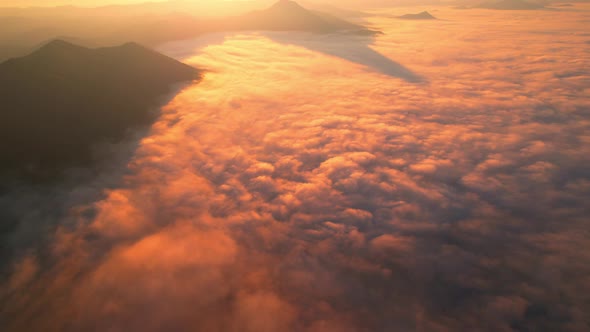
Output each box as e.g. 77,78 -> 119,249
1,5 -> 590,332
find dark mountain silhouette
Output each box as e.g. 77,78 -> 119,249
478,0 -> 544,10
229,0 -> 377,34
397,11 -> 437,20
0,40 -> 200,181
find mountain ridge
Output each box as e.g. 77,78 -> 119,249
0,40 -> 200,182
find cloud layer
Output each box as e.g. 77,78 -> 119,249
2,5 -> 590,332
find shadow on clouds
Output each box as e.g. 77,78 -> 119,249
263,32 -> 425,83
160,31 -> 424,83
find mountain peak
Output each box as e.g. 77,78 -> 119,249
123,41 -> 147,48
26,39 -> 90,61
120,41 -> 149,51
398,11 -> 437,20
38,39 -> 85,52
232,0 -> 375,34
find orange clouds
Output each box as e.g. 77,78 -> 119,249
2,4 -> 590,332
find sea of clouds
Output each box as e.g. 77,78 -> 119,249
1,5 -> 589,332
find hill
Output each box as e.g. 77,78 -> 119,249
398,11 -> 437,20
0,40 -> 200,181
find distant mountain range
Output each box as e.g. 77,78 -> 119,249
0,1 -> 379,62
397,11 -> 437,20
0,40 -> 199,181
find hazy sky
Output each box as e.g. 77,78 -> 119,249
0,0 -> 457,9
0,0 -> 168,7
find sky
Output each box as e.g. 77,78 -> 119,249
0,0 -> 167,6
0,0 -> 458,9
1,3 -> 590,331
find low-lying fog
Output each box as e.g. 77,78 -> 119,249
2,4 -> 590,332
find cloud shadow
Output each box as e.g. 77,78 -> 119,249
262,31 -> 425,83
159,31 -> 425,83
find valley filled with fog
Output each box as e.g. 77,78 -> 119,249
1,3 -> 590,332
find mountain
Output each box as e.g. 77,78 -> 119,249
230,0 -> 376,34
398,11 -> 437,20
0,40 -> 200,181
0,1 -> 380,62
477,0 -> 544,9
